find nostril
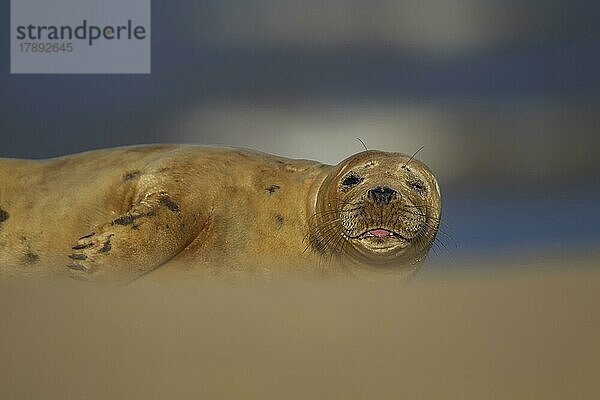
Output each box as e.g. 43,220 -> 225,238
368,187 -> 397,205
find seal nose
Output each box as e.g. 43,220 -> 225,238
368,187 -> 397,205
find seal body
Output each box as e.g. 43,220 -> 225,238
0,145 -> 441,283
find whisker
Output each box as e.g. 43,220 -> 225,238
402,146 -> 425,168
356,138 -> 368,151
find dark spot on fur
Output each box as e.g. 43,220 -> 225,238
99,243 -> 112,254
274,214 -> 284,229
72,242 -> 93,250
67,264 -> 87,271
159,196 -> 180,212
113,209 -> 158,227
123,171 -> 141,181
265,185 -> 280,194
23,252 -> 40,265
79,232 -> 95,240
132,224 -> 140,230
113,214 -> 134,225
69,253 -> 87,260
276,160 -> 285,165
0,208 -> 9,224
309,231 -> 327,255
98,236 -> 113,254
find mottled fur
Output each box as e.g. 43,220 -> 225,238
0,145 -> 440,283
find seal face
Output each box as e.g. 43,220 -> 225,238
313,150 -> 441,273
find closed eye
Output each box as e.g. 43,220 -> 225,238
408,180 -> 426,192
342,173 -> 362,187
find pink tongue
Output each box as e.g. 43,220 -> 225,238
369,229 -> 392,238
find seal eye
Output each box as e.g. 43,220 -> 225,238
342,173 -> 362,187
408,179 -> 427,192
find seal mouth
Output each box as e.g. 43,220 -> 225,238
365,228 -> 395,238
354,228 -> 407,240
346,228 -> 411,253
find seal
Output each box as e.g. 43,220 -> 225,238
0,145 -> 441,283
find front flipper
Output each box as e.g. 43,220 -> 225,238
67,190 -> 197,284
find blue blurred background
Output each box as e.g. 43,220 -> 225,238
1,0 -> 599,270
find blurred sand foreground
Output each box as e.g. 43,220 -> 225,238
1,268 -> 599,399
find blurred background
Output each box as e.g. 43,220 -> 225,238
1,0 -> 599,273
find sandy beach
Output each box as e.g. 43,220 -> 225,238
1,258 -> 598,399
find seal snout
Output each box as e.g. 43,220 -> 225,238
368,187 -> 397,205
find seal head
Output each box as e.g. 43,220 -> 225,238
312,150 -> 441,275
